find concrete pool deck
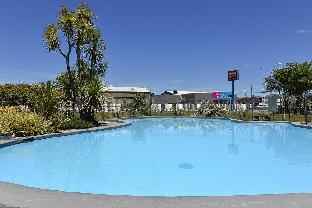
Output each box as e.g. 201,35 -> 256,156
1,182 -> 312,208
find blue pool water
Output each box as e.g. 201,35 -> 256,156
1,118 -> 312,196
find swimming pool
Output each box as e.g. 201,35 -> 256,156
0,118 -> 312,196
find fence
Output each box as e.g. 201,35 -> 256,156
151,103 -> 247,113
98,103 -> 248,113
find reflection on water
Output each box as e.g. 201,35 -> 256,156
228,124 -> 239,155
128,118 -> 312,165
178,162 -> 194,169
264,126 -> 312,165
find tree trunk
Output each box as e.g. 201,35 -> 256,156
90,46 -> 96,77
76,45 -> 82,72
287,100 -> 291,121
65,56 -> 76,113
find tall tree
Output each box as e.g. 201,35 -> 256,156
265,64 -> 292,118
44,3 -> 108,122
265,62 -> 312,121
74,4 -> 94,74
292,62 -> 312,123
44,6 -> 76,111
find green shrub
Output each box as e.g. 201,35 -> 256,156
0,84 -> 33,106
0,82 -> 62,120
124,93 -> 150,117
51,113 -> 94,130
196,102 -> 229,117
96,112 -> 112,121
30,81 -> 61,119
0,107 -> 52,137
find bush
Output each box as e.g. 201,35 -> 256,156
0,84 -> 33,106
50,113 -> 94,130
0,107 -> 52,137
0,82 -> 62,120
30,81 -> 61,119
125,93 -> 150,117
96,112 -> 115,121
196,102 -> 229,117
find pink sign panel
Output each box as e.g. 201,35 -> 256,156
212,91 -> 221,100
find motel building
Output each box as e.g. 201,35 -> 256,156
101,87 -> 245,113
152,90 -> 235,112
102,86 -> 152,112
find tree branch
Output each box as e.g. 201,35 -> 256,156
58,48 -> 66,58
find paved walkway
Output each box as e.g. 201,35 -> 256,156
0,204 -> 17,208
1,182 -> 312,208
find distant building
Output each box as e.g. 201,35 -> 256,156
103,86 -> 151,111
267,94 -> 281,113
161,90 -> 211,104
153,90 -> 235,105
236,93 -> 281,112
152,90 -> 235,112
153,90 -> 210,105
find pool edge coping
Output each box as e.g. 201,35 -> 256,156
140,116 -> 312,129
0,120 -> 131,149
228,117 -> 312,129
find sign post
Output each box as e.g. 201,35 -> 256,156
228,70 -> 239,111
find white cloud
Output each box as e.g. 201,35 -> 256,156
296,29 -> 312,34
170,79 -> 184,84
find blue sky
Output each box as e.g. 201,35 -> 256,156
0,0 -> 312,94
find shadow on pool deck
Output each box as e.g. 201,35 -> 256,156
1,182 -> 312,208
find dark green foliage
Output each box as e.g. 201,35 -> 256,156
30,81 -> 61,119
125,93 -> 150,116
44,3 -> 108,122
265,62 -> 312,122
96,112 -> 115,121
50,113 -> 93,130
0,82 -> 61,120
0,3 -> 108,137
265,62 -> 312,97
0,84 -> 32,106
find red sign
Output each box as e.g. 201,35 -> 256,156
228,70 -> 239,81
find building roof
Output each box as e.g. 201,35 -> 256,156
164,90 -> 209,95
105,86 -> 150,93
